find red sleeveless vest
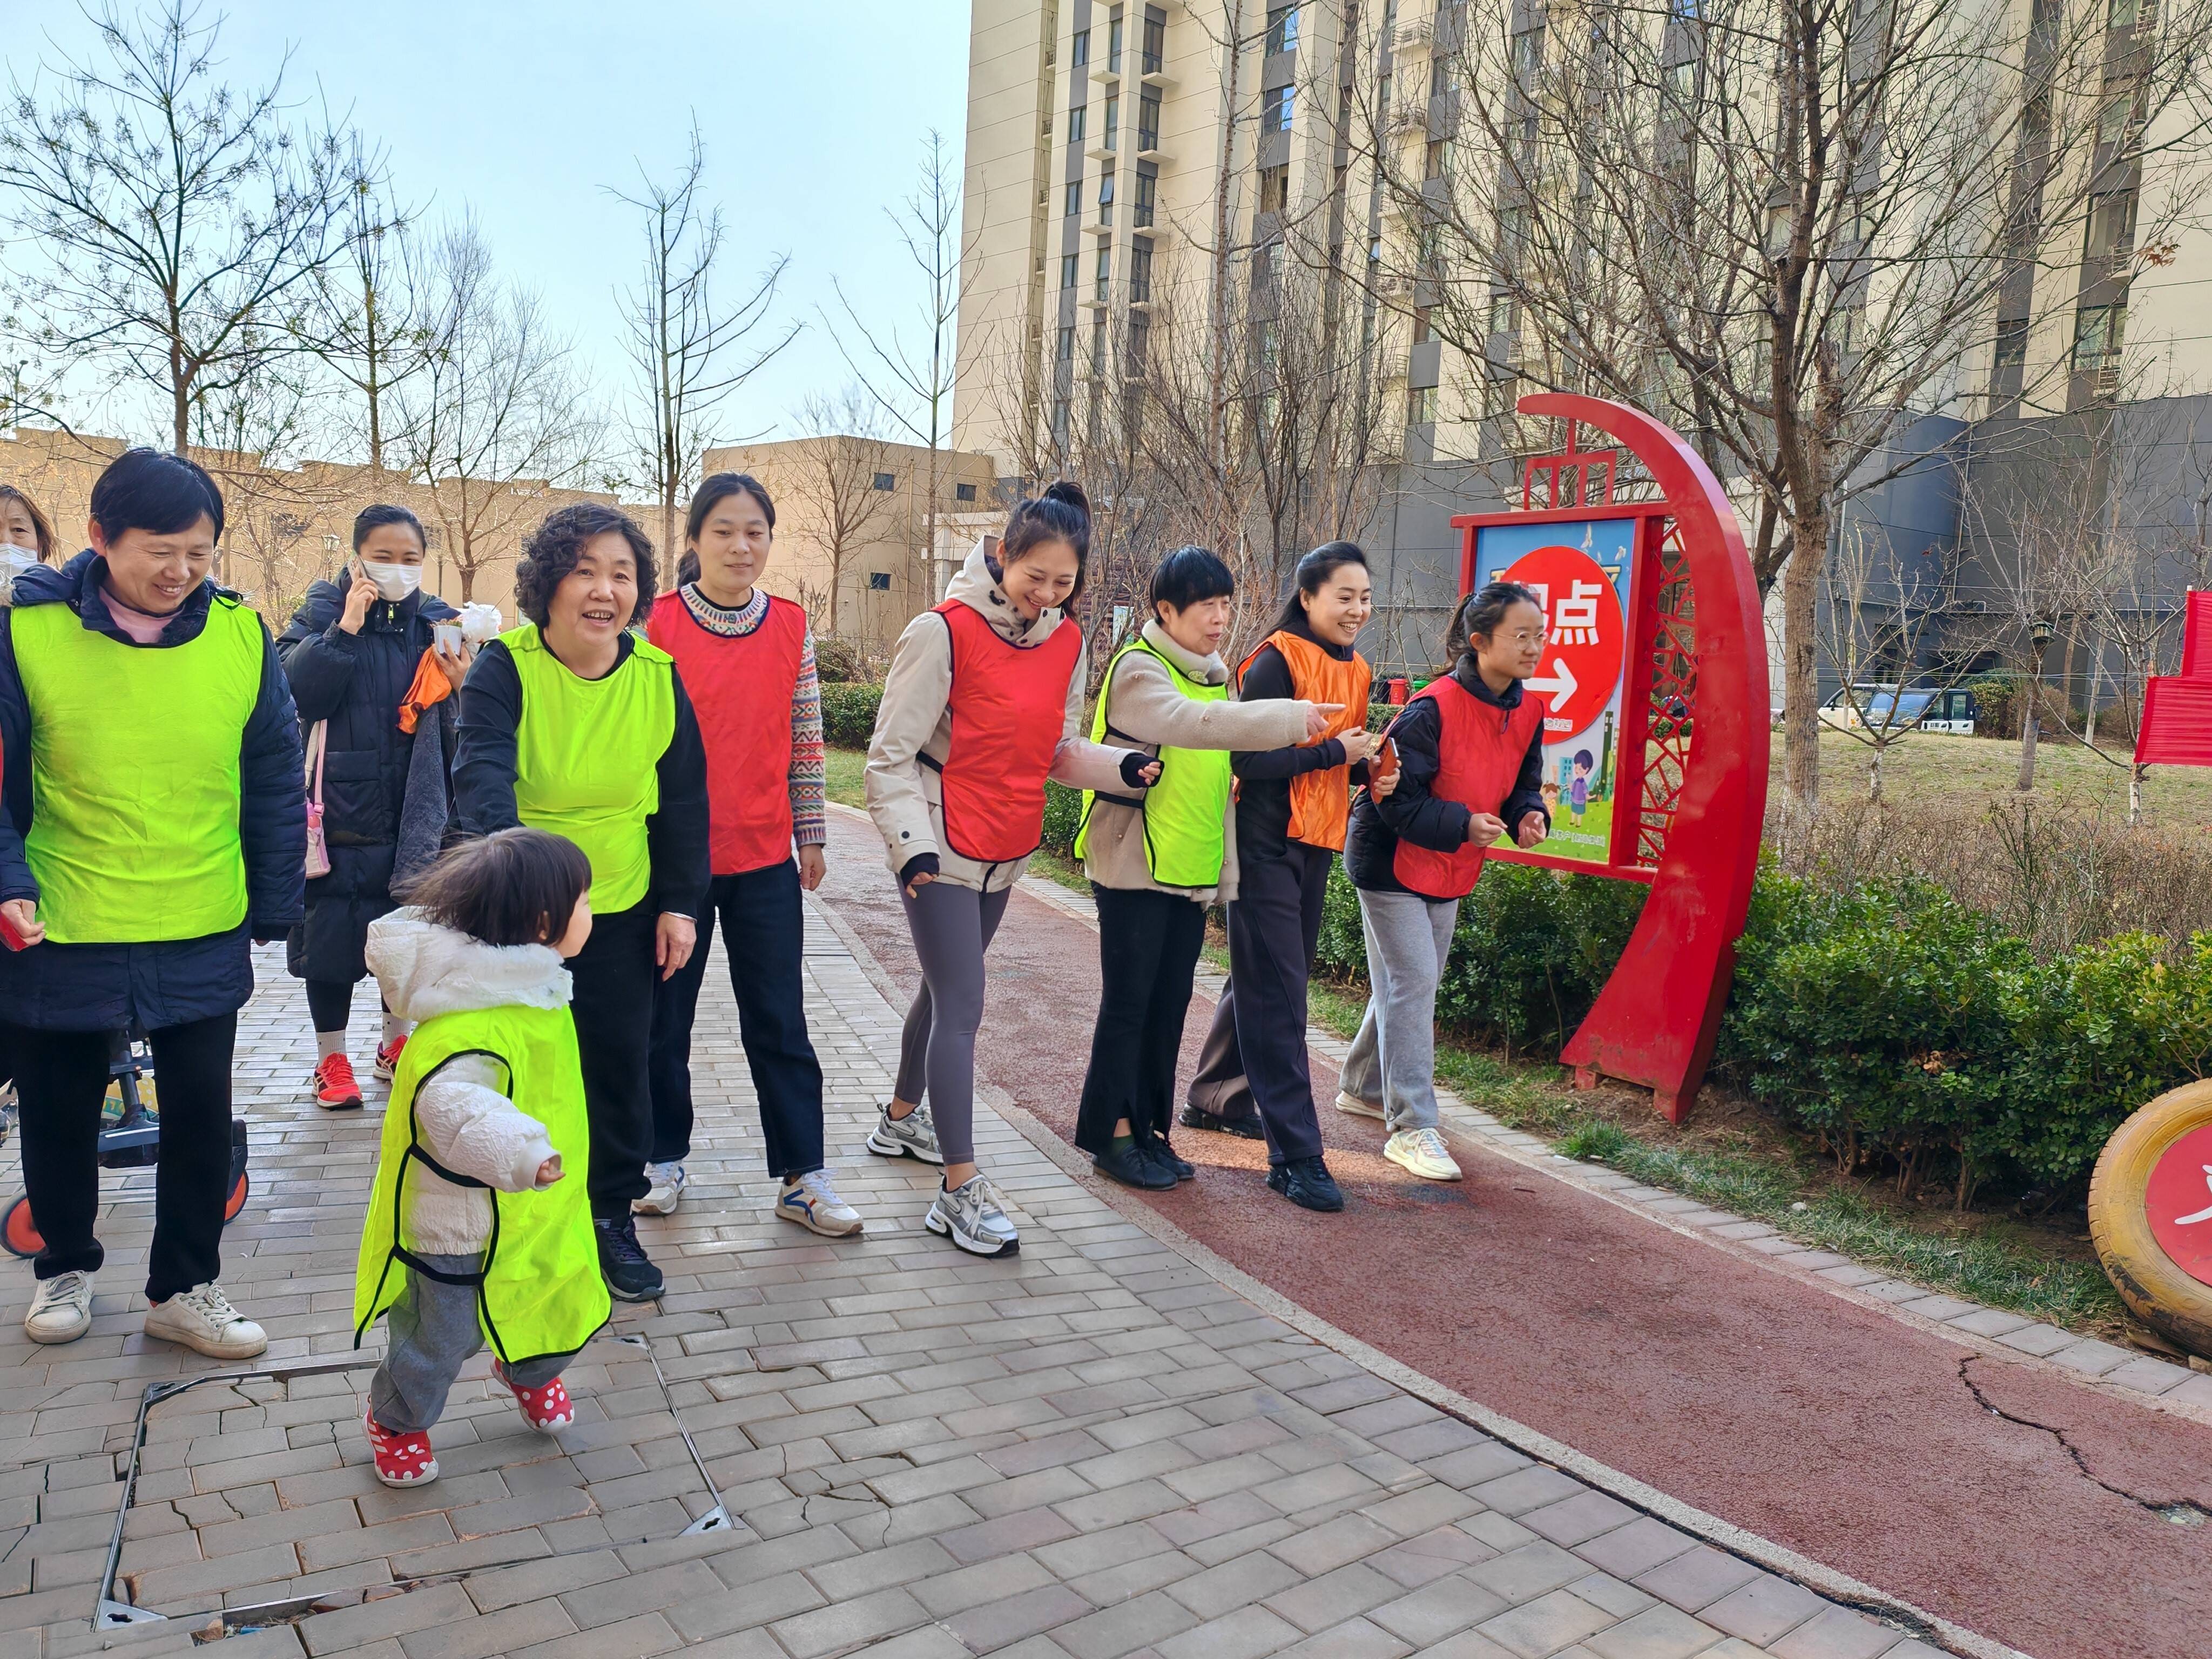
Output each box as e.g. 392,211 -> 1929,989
1391,676 -> 1548,900
646,589 -> 806,875
929,601 -> 1084,864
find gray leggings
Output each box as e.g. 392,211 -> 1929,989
369,1254 -> 568,1433
894,879 -> 1011,1166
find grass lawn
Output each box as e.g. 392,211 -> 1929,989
1789,724 -> 2212,830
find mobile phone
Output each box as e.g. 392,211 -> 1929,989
1369,735 -> 1400,784
433,623 -> 463,656
0,908 -> 29,952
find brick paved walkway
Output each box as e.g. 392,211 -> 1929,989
0,907 -> 1962,1658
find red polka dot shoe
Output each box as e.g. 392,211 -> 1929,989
362,1405 -> 437,1486
492,1362 -> 576,1432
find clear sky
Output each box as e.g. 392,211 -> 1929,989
8,0 -> 973,449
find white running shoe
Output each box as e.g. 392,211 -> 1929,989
926,1174 -> 1019,1257
633,1161 -> 688,1216
778,1168 -> 864,1237
1385,1127 -> 1462,1182
144,1282 -> 267,1359
1335,1090 -> 1385,1120
23,1270 -> 93,1345
867,1101 -> 945,1165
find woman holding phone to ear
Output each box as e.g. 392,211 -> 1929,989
279,504 -> 466,1110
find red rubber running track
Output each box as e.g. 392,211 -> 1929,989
816,812 -> 2212,1659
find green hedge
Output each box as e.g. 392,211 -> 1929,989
821,683 -> 882,749
1314,859 -> 2212,1205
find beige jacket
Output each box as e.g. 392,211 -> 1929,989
865,542 -> 1137,893
1080,621 -> 1314,905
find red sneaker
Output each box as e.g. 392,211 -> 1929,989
492,1361 -> 576,1432
312,1053 -> 363,1111
363,1406 -> 437,1486
374,1033 -> 408,1083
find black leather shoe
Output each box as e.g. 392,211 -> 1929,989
1094,1141 -> 1177,1190
1181,1104 -> 1264,1141
1266,1156 -> 1345,1212
1147,1140 -> 1196,1182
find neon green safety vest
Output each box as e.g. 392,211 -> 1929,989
354,999 -> 610,1366
505,624 -> 676,914
11,593 -> 263,945
1075,640 -> 1232,889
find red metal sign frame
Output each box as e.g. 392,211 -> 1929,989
1447,395 -> 1770,1120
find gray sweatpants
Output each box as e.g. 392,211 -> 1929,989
369,1255 -> 568,1433
894,879 -> 1012,1166
1340,888 -> 1460,1132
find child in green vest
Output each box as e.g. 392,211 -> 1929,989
353,828 -> 611,1487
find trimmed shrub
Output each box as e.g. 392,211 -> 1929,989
820,683 -> 882,749
1042,780 -> 1084,857
813,635 -> 870,685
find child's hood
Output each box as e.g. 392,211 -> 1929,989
366,909 -> 572,1024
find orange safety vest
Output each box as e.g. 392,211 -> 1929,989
1391,676 -> 1548,900
925,602 -> 1084,864
1237,630 -> 1372,852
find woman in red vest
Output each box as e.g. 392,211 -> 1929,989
643,474 -> 862,1238
865,482 -> 1155,1257
1182,543 -> 1390,1212
1340,582 -> 1550,1181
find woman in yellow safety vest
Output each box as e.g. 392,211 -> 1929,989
1070,546 -> 1344,1190
451,504 -> 709,1306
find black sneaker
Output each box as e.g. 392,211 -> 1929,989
1266,1156 -> 1344,1212
1093,1139 -> 1176,1190
1146,1140 -> 1196,1182
1181,1104 -> 1264,1141
595,1215 -> 664,1301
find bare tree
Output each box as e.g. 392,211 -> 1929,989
1352,0 -> 2212,840
1816,524 -> 1974,802
827,131 -> 967,596
308,157 -> 428,472
610,122 -> 797,557
0,0 -> 374,452
392,225 -> 591,602
781,388 -> 900,638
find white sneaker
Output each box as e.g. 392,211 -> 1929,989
1385,1127 -> 1462,1182
24,1270 -> 93,1345
143,1282 -> 267,1359
633,1161 -> 688,1216
778,1168 -> 864,1237
867,1101 -> 945,1165
926,1174 -> 1019,1257
1335,1090 -> 1385,1120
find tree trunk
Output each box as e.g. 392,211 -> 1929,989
2017,632 -> 2049,792
2130,762 -> 2145,826
1868,742 -> 1883,802
1779,511 -> 1825,848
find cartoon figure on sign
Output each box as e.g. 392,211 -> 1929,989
2175,1167 -> 2212,1226
1541,780 -> 1562,820
1570,751 -> 1594,827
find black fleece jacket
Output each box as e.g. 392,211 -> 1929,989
1345,656 -> 1549,896
1232,613 -> 1368,864
450,631 -> 712,919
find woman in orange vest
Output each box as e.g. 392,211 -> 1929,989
1183,542 -> 1392,1212
1339,583 -> 1550,1183
865,482 -> 1156,1256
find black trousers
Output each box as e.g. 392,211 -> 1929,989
1186,841 -> 1332,1165
2,1013 -> 237,1298
305,979 -> 389,1035
648,860 -> 826,1179
567,898 -> 658,1219
1075,886 -> 1208,1157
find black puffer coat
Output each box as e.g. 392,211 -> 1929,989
278,578 -> 456,984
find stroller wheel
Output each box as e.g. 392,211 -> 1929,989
222,1121 -> 249,1224
2,1196 -> 42,1259
224,1170 -> 249,1224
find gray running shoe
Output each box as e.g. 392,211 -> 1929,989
867,1101 -> 945,1165
926,1174 -> 1019,1257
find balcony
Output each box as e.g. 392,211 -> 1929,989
1090,59 -> 1119,85
1396,16 -> 1433,50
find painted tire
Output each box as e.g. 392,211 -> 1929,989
2089,1080 -> 2212,1357
225,1170 -> 249,1224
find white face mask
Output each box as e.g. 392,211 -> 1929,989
362,559 -> 422,601
0,544 -> 38,577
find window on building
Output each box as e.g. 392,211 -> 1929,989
1134,167 -> 1157,226
872,472 -> 896,491
1993,317 -> 2028,380
1061,252 -> 1079,288
1431,55 -> 1453,97
1051,397 -> 1071,443
2073,302 -> 2127,373
1424,138 -> 1452,179
1072,28 -> 1090,66
1096,245 -> 1112,301
1512,25 -> 1545,79
1259,164 -> 1290,213
1267,4 -> 1300,53
868,572 -> 891,590
1412,306 -> 1434,343
2108,0 -> 2140,28
1128,313 -> 1150,369
1264,85 -> 1295,133
1489,292 -> 1518,334
1098,170 -> 1116,225
1130,242 -> 1154,301
2099,77 -> 2138,145
1069,103 -> 1087,143
1138,92 -> 1161,150
1108,15 -> 1124,71
1103,95 -> 1120,149
955,482 -> 979,502
1256,240 -> 1282,285
1092,314 -> 1108,366
1407,385 -> 1438,427
2085,187 -> 2138,261
1057,325 -> 1076,361
1338,84 -> 1353,130
1064,179 -> 1081,215
1142,13 -> 1165,73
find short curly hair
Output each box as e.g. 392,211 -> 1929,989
514,503 -> 657,628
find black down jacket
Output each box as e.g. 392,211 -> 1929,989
277,578 -> 457,984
